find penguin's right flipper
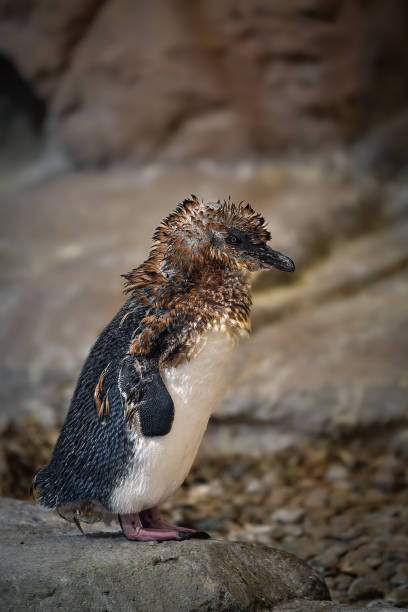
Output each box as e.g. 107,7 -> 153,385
119,354 -> 174,437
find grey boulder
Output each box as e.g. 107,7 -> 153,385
0,498 -> 329,611
274,600 -> 398,611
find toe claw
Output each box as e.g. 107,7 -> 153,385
192,530 -> 211,540
177,530 -> 210,540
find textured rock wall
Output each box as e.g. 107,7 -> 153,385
1,0 -> 408,164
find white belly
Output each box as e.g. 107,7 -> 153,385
109,332 -> 235,513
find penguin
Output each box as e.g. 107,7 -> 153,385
32,196 -> 295,541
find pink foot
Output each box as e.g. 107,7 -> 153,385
140,507 -> 210,539
119,510 -> 210,542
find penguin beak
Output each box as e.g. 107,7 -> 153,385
258,246 -> 295,272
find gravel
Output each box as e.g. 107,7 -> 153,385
164,440 -> 408,607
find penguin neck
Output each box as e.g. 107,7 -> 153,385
125,261 -> 252,364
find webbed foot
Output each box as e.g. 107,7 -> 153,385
140,507 -> 210,539
119,508 -> 210,542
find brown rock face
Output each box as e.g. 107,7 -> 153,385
211,228 -> 408,453
1,0 -> 408,164
0,0 -> 104,99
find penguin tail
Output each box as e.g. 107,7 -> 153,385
30,465 -> 59,509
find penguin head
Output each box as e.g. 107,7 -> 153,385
153,196 -> 295,275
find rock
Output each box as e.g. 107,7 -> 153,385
2,1 -> 408,164
0,417 -> 57,499
49,0 -> 226,165
391,429 -> 408,460
252,219 -> 408,326
353,108 -> 408,176
273,600 -> 398,611
213,266 -> 408,453
311,543 -> 349,571
347,577 -> 386,602
386,585 -> 408,606
325,464 -> 349,483
0,498 -> 329,611
0,1 -> 104,99
271,507 -> 305,524
391,562 -> 408,585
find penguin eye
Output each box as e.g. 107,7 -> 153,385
227,234 -> 241,245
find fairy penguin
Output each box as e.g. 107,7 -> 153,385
32,196 -> 295,541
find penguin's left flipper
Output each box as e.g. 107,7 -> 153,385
119,355 -> 174,437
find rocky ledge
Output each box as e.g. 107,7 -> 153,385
0,498 -> 400,612
0,498 -> 330,611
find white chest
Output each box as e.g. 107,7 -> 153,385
110,332 -> 235,513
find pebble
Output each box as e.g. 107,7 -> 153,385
386,584 -> 408,605
312,543 -> 349,570
271,507 -> 305,524
284,524 -> 304,537
325,463 -> 349,482
392,561 -> 408,584
348,577 -> 386,601
391,428 -> 408,459
364,556 -> 382,569
339,556 -> 371,577
303,487 -> 329,509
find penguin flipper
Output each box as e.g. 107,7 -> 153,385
119,355 -> 174,437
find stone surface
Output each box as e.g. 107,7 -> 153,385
273,600 -> 398,611
252,219 -> 408,326
211,267 -> 408,453
211,211 -> 408,449
0,0 -> 103,99
347,577 -> 386,602
386,585 -> 408,606
0,498 -> 329,611
1,1 -> 408,164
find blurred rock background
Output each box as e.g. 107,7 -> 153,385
0,1 -> 407,607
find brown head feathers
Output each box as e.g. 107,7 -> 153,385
122,196 -> 293,364
124,195 -> 270,283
